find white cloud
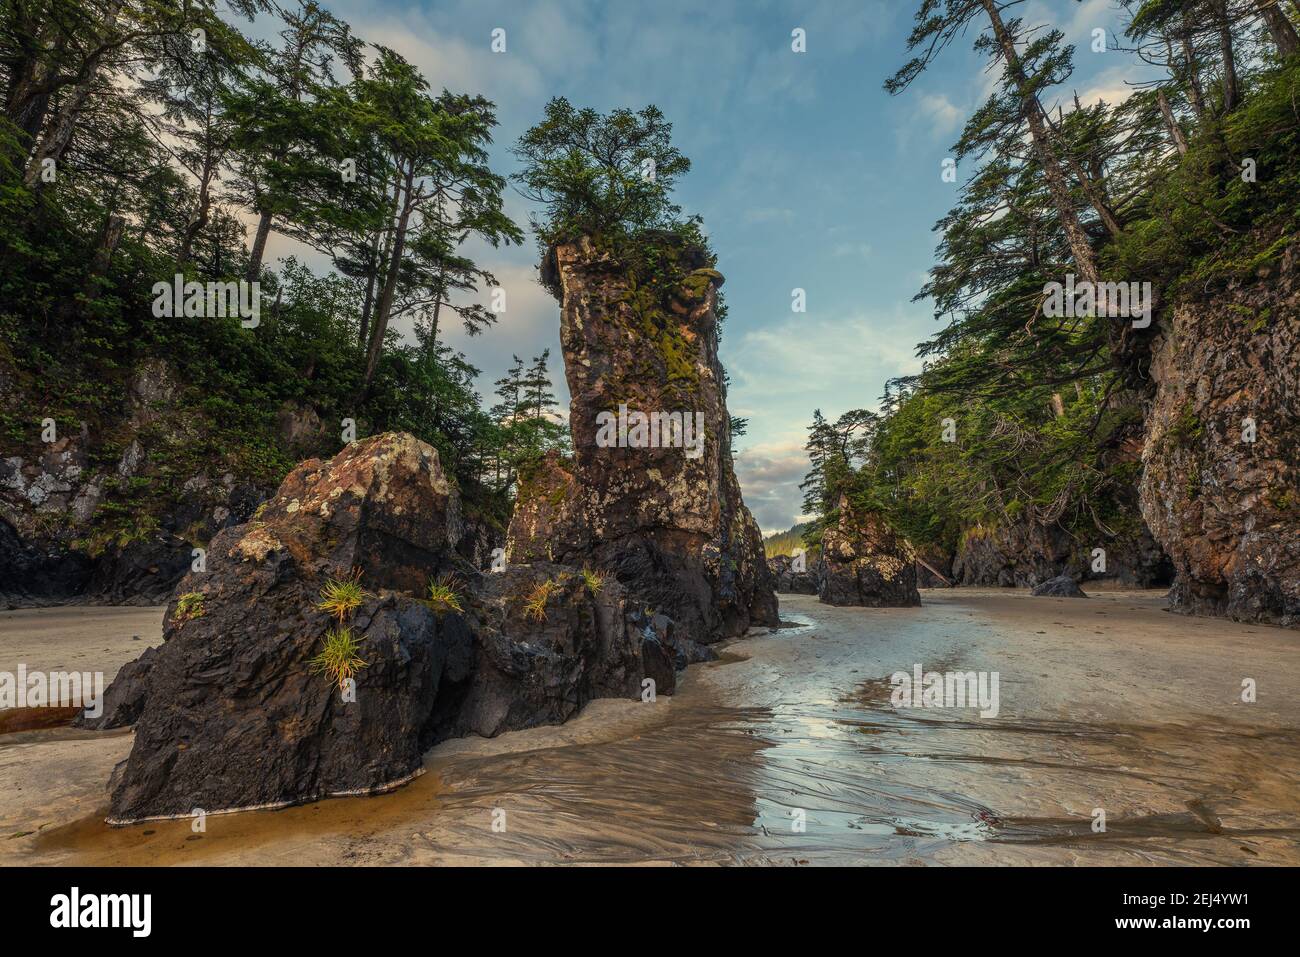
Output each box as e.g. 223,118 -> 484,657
724,303 -> 929,531
833,242 -> 873,261
918,93 -> 963,134
733,439 -> 813,534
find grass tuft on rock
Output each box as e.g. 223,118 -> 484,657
174,591 -> 205,624
581,567 -> 606,594
522,579 -> 559,622
310,626 -> 368,690
426,573 -> 465,617
317,569 -> 368,622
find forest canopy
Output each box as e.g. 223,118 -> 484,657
0,0 -> 584,544
798,0 -> 1300,560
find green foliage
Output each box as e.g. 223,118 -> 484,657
174,592 -> 206,624
763,522 -> 814,558
425,573 -> 465,617
1107,58 -> 1300,298
310,626 -> 367,690
511,97 -> 692,249
0,0 -> 531,553
317,570 -> 368,623
848,1 -> 1300,561
580,567 -> 606,594
487,350 -> 570,495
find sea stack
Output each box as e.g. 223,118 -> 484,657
508,234 -> 778,642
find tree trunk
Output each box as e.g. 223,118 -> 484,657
980,0 -> 1100,284
358,263 -> 376,347
22,1 -> 123,188
360,172 -> 403,347
1256,0 -> 1300,57
87,213 -> 125,283
246,209 -> 273,282
23,71 -> 93,187
1157,90 -> 1189,156
8,28 -> 67,149
179,161 -> 215,267
361,164 -> 415,393
1178,26 -> 1207,120
1213,0 -> 1239,113
426,262 -> 446,358
1062,148 -> 1124,238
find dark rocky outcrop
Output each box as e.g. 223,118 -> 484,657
0,513 -> 94,606
507,236 -> 778,642
1030,575 -> 1088,598
818,496 -> 920,607
76,645 -> 158,730
0,357 -> 272,607
914,548 -> 954,588
103,433 -> 671,821
1139,245 -> 1300,627
952,521 -> 1073,588
951,518 -> 1172,589
106,433 -> 471,820
448,562 -> 648,737
767,553 -> 820,594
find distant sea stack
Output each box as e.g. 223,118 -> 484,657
508,233 -> 778,641
818,495 -> 920,607
767,553 -> 820,594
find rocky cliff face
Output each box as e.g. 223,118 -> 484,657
818,496 -> 920,607
104,433 -> 673,821
0,357 -> 272,607
1139,245 -> 1299,627
508,235 -> 777,641
951,518 -> 1171,589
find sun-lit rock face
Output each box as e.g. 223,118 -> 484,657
1139,245 -> 1300,627
508,234 -> 778,642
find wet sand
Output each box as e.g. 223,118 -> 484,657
3,591 -> 1298,865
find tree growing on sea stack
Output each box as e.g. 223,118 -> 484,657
505,99 -> 778,642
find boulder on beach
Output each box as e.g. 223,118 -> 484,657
449,561 -> 651,737
767,553 -> 820,594
1030,575 -> 1088,598
103,433 -> 669,822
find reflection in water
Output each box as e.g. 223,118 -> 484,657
743,672 -> 1300,863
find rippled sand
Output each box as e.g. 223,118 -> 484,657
4,590 -> 1299,865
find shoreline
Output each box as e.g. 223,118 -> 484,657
3,589 -> 1299,865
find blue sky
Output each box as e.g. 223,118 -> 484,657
260,0 -> 1142,532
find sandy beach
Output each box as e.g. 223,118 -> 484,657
3,591 -> 1298,866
